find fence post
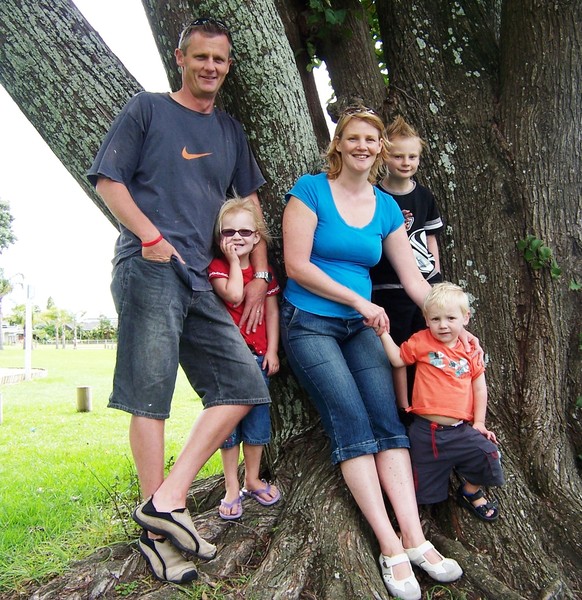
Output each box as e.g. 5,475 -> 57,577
76,386 -> 92,412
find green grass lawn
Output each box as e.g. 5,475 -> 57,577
0,344 -> 222,594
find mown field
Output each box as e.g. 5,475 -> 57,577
0,345 -> 221,594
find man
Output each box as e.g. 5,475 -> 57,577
87,18 -> 270,583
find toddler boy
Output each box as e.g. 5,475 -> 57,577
380,282 -> 504,521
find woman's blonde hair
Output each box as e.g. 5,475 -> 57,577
423,282 -> 470,316
324,106 -> 390,183
214,196 -> 272,246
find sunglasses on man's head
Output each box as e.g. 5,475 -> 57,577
182,16 -> 233,45
221,228 -> 256,238
342,106 -> 377,117
190,17 -> 230,31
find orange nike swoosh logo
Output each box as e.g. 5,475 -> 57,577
182,147 -> 212,160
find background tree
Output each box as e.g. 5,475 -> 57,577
0,198 -> 16,254
5,303 -> 25,328
39,303 -> 74,349
6,302 -> 47,345
0,199 -> 17,350
0,1 -> 580,599
95,314 -> 117,342
0,269 -> 13,350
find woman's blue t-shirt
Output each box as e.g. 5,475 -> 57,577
284,173 -> 404,319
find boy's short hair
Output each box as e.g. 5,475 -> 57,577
423,282 -> 470,316
385,115 -> 427,152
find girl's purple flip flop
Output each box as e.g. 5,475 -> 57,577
241,480 -> 281,506
219,495 -> 243,520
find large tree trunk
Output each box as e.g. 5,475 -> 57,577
140,0 -> 189,93
1,1 -> 581,598
377,0 -> 582,596
0,0 -> 143,227
275,0 -> 331,149
297,0 -> 389,120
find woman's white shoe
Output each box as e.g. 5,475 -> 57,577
378,553 -> 421,600
404,540 -> 463,583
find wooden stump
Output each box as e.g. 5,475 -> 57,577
76,386 -> 92,412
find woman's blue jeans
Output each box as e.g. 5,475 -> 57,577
280,300 -> 409,465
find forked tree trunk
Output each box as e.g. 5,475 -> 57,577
0,0 -> 142,228
375,0 -> 582,595
312,0 -> 389,120
1,1 -> 580,598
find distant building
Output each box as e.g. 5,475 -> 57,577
2,324 -> 23,345
79,317 -> 118,333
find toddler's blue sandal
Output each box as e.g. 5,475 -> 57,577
456,485 -> 499,522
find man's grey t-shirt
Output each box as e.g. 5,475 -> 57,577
87,92 -> 265,291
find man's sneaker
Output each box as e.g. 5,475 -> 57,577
133,497 -> 217,560
137,531 -> 198,584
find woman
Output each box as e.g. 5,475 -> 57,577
280,106 -> 462,600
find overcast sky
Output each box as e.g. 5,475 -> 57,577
0,1 -> 332,319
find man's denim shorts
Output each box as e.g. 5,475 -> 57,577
108,256 -> 270,419
280,300 -> 409,465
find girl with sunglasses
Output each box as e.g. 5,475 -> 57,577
209,197 -> 281,519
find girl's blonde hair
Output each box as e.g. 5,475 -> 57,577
423,282 -> 470,316
324,106 -> 390,183
214,196 -> 272,246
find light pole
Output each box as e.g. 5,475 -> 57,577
10,274 -> 34,380
24,284 -> 34,380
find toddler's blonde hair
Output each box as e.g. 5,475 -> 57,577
423,282 -> 470,316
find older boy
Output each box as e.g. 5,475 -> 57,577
371,116 -> 443,412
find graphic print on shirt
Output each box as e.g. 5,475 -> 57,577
402,209 -> 414,231
410,229 -> 434,274
429,351 -> 445,368
428,352 -> 470,378
449,358 -> 470,377
182,147 -> 212,160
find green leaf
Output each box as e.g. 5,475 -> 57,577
324,8 -> 335,23
530,238 -> 543,251
538,246 -> 552,261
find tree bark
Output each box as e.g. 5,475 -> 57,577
0,0 -> 581,598
377,0 -> 582,595
141,0 -> 190,93
0,0 -> 143,227
274,0 -> 331,149
301,0 -> 389,121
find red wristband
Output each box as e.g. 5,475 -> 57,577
141,234 -> 163,248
